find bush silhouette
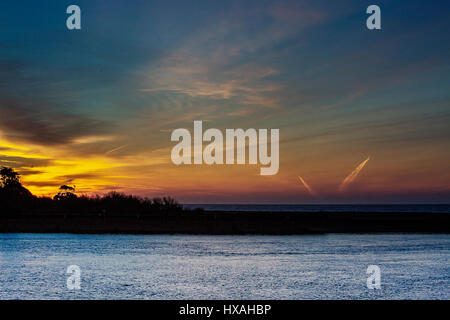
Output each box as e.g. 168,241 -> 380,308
0,167 -> 183,216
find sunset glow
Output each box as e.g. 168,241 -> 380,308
1,0 -> 449,203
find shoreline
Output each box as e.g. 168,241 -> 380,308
1,211 -> 449,235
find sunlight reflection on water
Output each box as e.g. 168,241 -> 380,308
0,233 -> 449,299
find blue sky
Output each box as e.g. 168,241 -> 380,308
0,0 -> 449,203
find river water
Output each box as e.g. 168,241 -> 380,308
0,233 -> 448,299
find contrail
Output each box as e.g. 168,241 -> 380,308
298,176 -> 317,196
339,157 -> 370,192
105,145 -> 127,155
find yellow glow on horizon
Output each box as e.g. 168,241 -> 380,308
0,136 -> 123,197
2,131 -> 450,202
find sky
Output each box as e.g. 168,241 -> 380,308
0,0 -> 449,203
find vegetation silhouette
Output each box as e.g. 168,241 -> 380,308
0,166 -> 183,217
1,166 -> 448,235
53,185 -> 77,201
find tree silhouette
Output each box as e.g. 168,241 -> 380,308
0,167 -> 33,212
0,166 -> 183,216
0,166 -> 20,187
54,184 -> 77,200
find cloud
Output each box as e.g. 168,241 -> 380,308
0,154 -> 53,168
139,2 -> 328,114
140,63 -> 282,110
23,180 -> 62,188
0,101 -> 113,146
55,173 -> 102,183
17,169 -> 44,175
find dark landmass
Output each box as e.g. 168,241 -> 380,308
1,166 -> 449,235
1,211 -> 449,235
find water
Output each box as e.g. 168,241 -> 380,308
184,204 -> 450,213
0,233 -> 449,300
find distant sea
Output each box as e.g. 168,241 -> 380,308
183,204 -> 450,213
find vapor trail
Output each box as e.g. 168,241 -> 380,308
105,145 -> 128,155
339,157 -> 370,192
298,176 -> 317,196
